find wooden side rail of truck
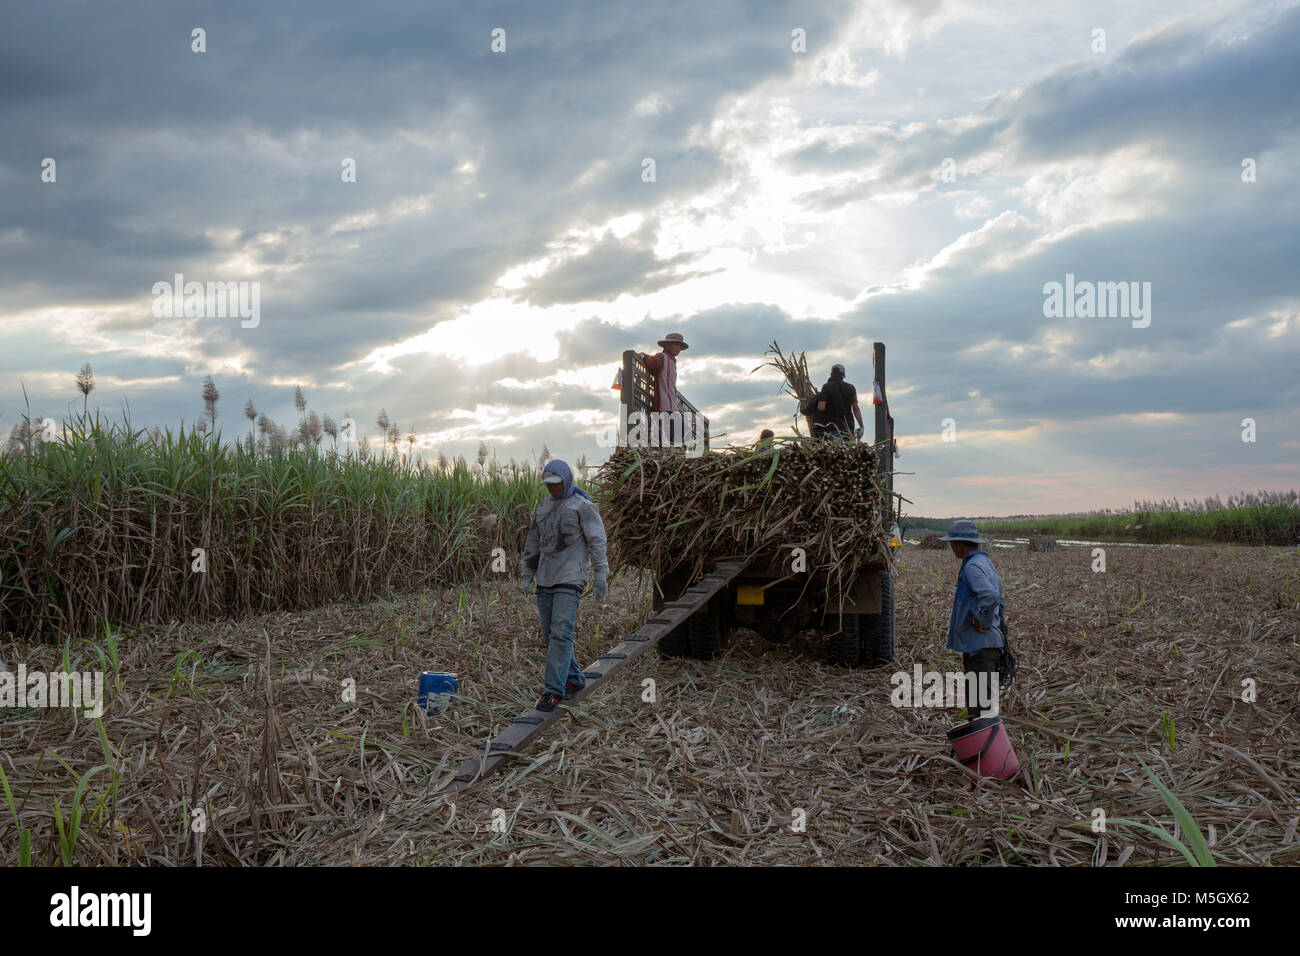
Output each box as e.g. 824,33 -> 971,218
615,349 -> 711,450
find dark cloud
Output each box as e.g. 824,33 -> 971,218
518,221 -> 713,307
1009,8 -> 1300,164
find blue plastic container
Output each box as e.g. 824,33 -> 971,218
418,672 -> 458,713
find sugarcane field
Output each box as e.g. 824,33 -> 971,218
3,0 -> 1298,937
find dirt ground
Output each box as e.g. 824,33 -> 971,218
2,544 -> 1297,865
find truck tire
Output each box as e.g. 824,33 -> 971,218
687,600 -> 729,659
655,569 -> 694,659
756,620 -> 794,644
658,628 -> 692,659
827,614 -> 861,667
859,570 -> 895,665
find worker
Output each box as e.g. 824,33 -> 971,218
801,363 -> 863,440
938,520 -> 1005,719
520,459 -> 610,713
757,428 -> 775,446
639,332 -> 688,444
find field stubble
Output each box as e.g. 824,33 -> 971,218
1,545 -> 1296,865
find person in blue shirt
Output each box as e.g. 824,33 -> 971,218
939,520 -> 1005,719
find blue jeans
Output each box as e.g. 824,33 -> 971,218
537,589 -> 586,696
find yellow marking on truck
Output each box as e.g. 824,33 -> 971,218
736,585 -> 765,606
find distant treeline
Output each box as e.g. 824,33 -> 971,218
906,491 -> 1300,545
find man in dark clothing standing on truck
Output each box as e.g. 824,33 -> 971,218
802,363 -> 864,439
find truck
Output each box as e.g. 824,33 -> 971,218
434,344 -> 900,792
615,342 -> 898,669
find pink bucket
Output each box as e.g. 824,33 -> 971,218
947,715 -> 1020,780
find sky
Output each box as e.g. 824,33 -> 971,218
2,0 -> 1297,516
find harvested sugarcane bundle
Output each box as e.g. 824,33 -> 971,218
753,341 -> 817,436
593,440 -> 896,605
1028,534 -> 1060,552
919,533 -> 947,550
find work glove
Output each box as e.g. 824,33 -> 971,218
593,576 -> 608,600
855,425 -> 864,440
520,571 -> 535,594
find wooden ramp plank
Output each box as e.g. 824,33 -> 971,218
431,561 -> 744,794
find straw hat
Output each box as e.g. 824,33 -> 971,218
657,332 -> 689,349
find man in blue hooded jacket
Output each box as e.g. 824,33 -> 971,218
521,460 -> 610,712
940,519 -> 1005,719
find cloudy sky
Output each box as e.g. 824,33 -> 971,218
3,0 -> 1297,515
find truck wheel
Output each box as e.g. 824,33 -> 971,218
756,620 -> 793,644
655,570 -> 694,659
859,571 -> 895,665
658,628 -> 692,658
827,614 -> 861,667
687,600 -> 730,659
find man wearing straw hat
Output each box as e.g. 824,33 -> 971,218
939,520 -> 1006,719
639,332 -> 688,444
520,459 -> 609,713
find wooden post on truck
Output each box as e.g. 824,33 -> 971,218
873,342 -> 894,525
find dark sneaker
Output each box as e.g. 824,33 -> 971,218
536,692 -> 562,712
564,681 -> 586,699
